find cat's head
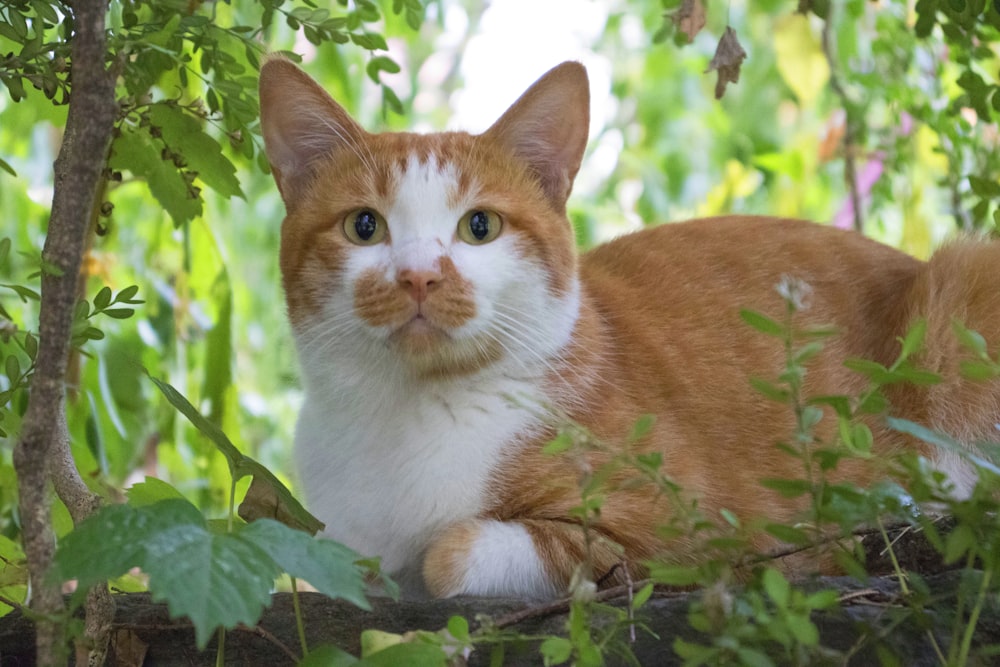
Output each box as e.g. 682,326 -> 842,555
259,59 -> 589,379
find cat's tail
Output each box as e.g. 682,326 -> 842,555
901,238 -> 1000,453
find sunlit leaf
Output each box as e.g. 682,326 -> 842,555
773,14 -> 829,105
147,103 -> 244,200
149,374 -> 324,535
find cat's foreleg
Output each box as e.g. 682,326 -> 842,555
422,517 -> 626,599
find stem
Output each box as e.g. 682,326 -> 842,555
228,474 -> 237,534
215,627 -> 226,667
291,577 -> 309,658
12,0 -> 119,663
957,567 -> 992,666
821,2 -> 864,232
877,518 -> 910,596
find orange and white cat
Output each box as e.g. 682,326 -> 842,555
259,59 -> 1000,598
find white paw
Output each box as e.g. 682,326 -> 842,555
423,519 -> 562,598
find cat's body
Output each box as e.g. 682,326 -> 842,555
259,60 -> 1000,598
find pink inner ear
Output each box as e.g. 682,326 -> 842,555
482,62 -> 591,211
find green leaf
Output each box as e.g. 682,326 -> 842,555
629,414 -> 655,441
749,377 -> 790,402
740,309 -> 785,337
300,644 -> 360,666
93,286 -> 112,310
148,374 -> 325,535
542,431 -> 574,455
126,476 -> 188,507
944,523 -> 976,564
764,522 -> 812,545
898,319 -> 927,359
201,269 -> 233,426
147,103 -> 244,199
647,562 -> 702,586
366,55 -> 401,82
539,636 -> 573,665
101,307 -> 135,319
148,525 -> 278,648
108,128 -> 202,225
446,615 -> 470,643
357,643 -> 448,666
0,157 -> 16,177
735,646 -> 778,667
52,500 -> 204,590
761,568 -> 791,606
240,519 -> 371,610
55,500 -> 277,647
968,175 -> 1000,198
116,284 -> 142,304
760,478 -> 813,498
632,581 -> 654,609
953,320 -> 990,358
844,358 -> 894,384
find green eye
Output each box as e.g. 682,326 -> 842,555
343,209 -> 387,245
457,210 -> 502,245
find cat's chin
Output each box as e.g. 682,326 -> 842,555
389,316 -> 450,356
388,317 -> 500,376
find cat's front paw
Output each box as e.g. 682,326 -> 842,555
422,519 -> 562,599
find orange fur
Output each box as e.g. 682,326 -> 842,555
260,58 -> 1000,598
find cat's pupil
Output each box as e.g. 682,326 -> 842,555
354,211 -> 378,240
469,211 -> 490,240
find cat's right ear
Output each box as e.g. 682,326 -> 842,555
259,57 -> 366,201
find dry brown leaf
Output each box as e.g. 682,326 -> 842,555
110,629 -> 149,667
706,26 -> 747,99
673,0 -> 707,43
238,475 -> 324,535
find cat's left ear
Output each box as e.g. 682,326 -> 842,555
483,62 -> 590,212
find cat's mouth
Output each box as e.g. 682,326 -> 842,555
388,314 -> 452,356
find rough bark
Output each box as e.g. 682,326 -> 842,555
11,0 -> 118,663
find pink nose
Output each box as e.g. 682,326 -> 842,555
397,268 -> 442,303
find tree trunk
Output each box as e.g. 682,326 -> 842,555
12,0 -> 119,663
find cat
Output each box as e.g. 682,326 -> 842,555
258,58 -> 1000,599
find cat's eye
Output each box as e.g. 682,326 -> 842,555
457,210 -> 502,245
343,209 -> 387,245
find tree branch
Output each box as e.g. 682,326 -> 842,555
12,0 -> 119,663
821,6 -> 864,233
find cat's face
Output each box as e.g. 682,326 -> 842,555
259,61 -> 590,378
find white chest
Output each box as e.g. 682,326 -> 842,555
293,371 -> 545,578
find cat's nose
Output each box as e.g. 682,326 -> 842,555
397,268 -> 442,303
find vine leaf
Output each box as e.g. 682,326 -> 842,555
51,500 -> 279,648
147,373 -> 324,535
240,519 -> 372,610
706,26 -> 747,99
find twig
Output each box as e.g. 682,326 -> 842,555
488,578 -> 682,631
0,594 -> 26,613
821,4 -> 864,232
12,0 -> 119,663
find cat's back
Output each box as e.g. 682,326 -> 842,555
581,215 -> 921,348
572,216 -> 924,438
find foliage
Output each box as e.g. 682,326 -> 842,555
4,0 -> 1000,664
